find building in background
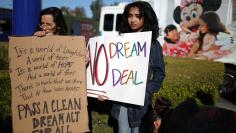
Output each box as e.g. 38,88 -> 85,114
0,8 -> 12,41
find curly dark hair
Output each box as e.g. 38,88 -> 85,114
119,1 -> 159,43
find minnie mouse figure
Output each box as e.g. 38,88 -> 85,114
173,0 -> 222,46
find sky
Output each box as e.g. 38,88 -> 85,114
0,0 -> 133,18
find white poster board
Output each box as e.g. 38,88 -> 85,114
87,32 -> 152,106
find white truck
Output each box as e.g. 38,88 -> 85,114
99,0 -> 235,37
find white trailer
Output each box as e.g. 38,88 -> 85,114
99,0 -> 235,37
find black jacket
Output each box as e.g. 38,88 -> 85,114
111,40 -> 165,127
159,99 -> 236,133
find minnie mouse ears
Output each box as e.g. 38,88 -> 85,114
173,0 -> 222,24
180,0 -> 222,11
180,0 -> 203,9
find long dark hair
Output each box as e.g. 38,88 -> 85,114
37,7 -> 68,35
198,11 -> 226,49
119,1 -> 159,43
199,11 -> 226,34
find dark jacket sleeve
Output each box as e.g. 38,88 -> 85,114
146,40 -> 165,95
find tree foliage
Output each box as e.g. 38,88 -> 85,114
61,6 -> 70,16
73,7 -> 86,17
60,6 -> 86,17
90,0 -> 103,21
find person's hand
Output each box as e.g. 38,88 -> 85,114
187,52 -> 194,57
209,45 -> 220,50
85,52 -> 90,65
153,119 -> 161,133
34,31 -> 47,37
98,95 -> 108,101
196,50 -> 203,54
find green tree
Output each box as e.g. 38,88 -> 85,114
73,7 -> 86,17
90,0 -> 103,21
60,6 -> 70,16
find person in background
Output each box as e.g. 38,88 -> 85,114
98,1 -> 165,133
162,24 -> 191,57
34,7 -> 68,36
187,11 -> 231,60
151,97 -> 236,133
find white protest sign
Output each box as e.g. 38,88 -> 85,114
87,31 -> 152,106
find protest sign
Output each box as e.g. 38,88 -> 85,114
9,36 -> 89,133
87,31 -> 152,106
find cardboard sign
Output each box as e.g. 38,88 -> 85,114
9,36 -> 89,133
87,32 -> 152,106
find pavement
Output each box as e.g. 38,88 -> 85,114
215,96 -> 236,112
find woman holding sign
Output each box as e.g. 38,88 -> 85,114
34,7 -> 68,36
98,1 -> 165,133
